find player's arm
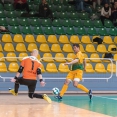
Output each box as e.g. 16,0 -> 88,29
83,59 -> 86,71
64,59 -> 79,65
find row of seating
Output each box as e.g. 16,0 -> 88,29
0,43 -> 117,53
1,34 -> 117,44
0,62 -> 116,73
0,52 -> 117,62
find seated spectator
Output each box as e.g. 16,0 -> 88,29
0,26 -> 9,32
111,1 -> 117,22
100,3 -> 112,25
13,0 -> 30,13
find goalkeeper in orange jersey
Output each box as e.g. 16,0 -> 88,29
56,43 -> 92,100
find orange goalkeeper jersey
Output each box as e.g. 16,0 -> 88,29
21,56 -> 41,80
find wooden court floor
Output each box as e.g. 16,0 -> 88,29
0,95 -> 117,117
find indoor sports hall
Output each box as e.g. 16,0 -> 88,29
0,0 -> 117,116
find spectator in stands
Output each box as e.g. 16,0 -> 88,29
100,3 -> 112,25
92,0 -> 101,9
111,1 -> 117,23
13,0 -> 30,13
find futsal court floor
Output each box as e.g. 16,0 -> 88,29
0,94 -> 117,117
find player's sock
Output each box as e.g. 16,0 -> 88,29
43,94 -> 52,103
9,88 -> 18,96
60,84 -> 68,97
88,89 -> 93,100
77,84 -> 89,93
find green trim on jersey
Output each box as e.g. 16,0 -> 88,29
71,63 -> 84,70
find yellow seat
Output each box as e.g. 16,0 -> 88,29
62,44 -> 73,52
85,63 -> 95,73
27,43 -> 38,52
79,44 -> 85,53
47,35 -> 58,43
102,54 -> 110,63
114,54 -> 117,61
13,34 -> 24,43
103,36 -> 114,44
41,64 -> 46,73
95,63 -> 107,73
46,63 -> 58,73
6,52 -> 17,62
67,53 -> 75,62
36,35 -> 47,43
18,53 -> 28,61
70,35 -> 81,44
4,43 -> 15,52
97,44 -> 107,53
39,44 -> 50,52
55,53 -> 66,62
42,53 -> 54,62
16,43 -> 27,52
90,53 -> 101,62
108,44 -> 117,53
92,36 -> 100,44
85,44 -> 96,53
25,35 -> 35,43
0,62 -> 7,72
59,35 -> 70,44
0,44 -> 3,52
37,54 -> 41,61
81,36 -> 92,44
8,62 -> 19,72
51,44 -> 62,52
107,63 -> 116,72
0,53 -> 5,61
114,36 -> 117,44
2,34 -> 12,43
82,53 -> 90,63
58,63 -> 70,73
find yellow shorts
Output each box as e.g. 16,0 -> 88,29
66,69 -> 83,82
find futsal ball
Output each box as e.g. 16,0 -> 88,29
52,87 -> 59,95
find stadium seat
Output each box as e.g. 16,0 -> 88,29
72,19 -> 83,27
104,20 -> 114,28
0,4 -> 4,10
76,27 -> 87,35
18,53 -> 28,61
92,36 -> 100,43
51,44 -> 62,52
59,35 -> 70,44
8,18 -> 18,26
108,28 -> 117,36
67,5 -> 75,12
52,19 -> 62,27
70,12 -> 79,20
83,20 -> 93,28
97,44 -> 107,53
0,53 -> 5,61
4,4 -> 14,11
82,53 -> 90,63
56,5 -> 65,12
16,43 -> 27,52
36,35 -> 47,43
41,64 -> 46,73
37,54 -> 41,60
58,63 -> 70,72
62,44 -> 73,52
27,43 -> 38,52
87,27 -> 97,35
101,54 -> 110,63
59,12 -> 69,19
107,63 -> 116,72
19,18 -> 29,26
25,35 -> 35,43
2,34 -> 12,43
79,44 -> 85,53
108,44 -> 117,53
4,43 -> 15,52
55,27 -> 65,35
44,27 -> 54,35
8,62 -> 19,72
85,44 -> 96,53
61,19 -> 72,27
0,18 -> 8,26
55,53 -> 66,62
6,52 -> 17,62
98,28 -> 108,36
81,36 -> 92,44
93,20 -> 103,28
6,11 -> 16,18
13,34 -> 24,43
114,54 -> 117,61
41,19 -> 51,27
21,26 -> 32,34
70,35 -> 81,44
103,36 -> 114,44
114,36 -> 117,44
95,63 -> 107,73
79,12 -> 89,20
46,63 -> 58,72
0,44 -> 3,52
42,53 -> 54,62
66,27 -> 76,35
48,35 -> 58,43
33,27 -> 43,35
30,19 -> 40,26
85,63 -> 95,73
0,62 -> 7,72
0,11 -> 5,18
53,0 -> 60,5
90,53 -> 101,62
10,26 -> 21,34
39,44 -> 50,52
67,53 -> 75,62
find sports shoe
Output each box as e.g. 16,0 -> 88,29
55,95 -> 62,101
9,88 -> 18,96
43,94 -> 52,103
88,89 -> 92,100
